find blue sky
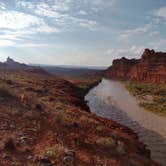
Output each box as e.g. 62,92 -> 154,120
0,0 -> 166,66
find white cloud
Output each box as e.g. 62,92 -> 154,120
13,43 -> 53,48
17,0 -> 70,18
0,10 -> 43,30
0,2 -> 6,10
154,6 -> 166,20
16,0 -> 100,31
148,38 -> 166,50
106,46 -> 144,62
0,40 -> 15,47
68,17 -> 98,31
149,31 -> 159,37
51,0 -> 70,12
81,0 -> 115,13
0,30 -> 38,41
0,0 -> 113,47
120,25 -> 151,40
0,9 -> 59,45
35,2 -> 62,18
0,34 -> 22,41
91,0 -> 115,7
37,25 -> 59,33
78,10 -> 87,15
79,21 -> 98,31
16,0 -> 34,9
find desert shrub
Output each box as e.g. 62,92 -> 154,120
153,86 -> 166,95
45,147 -> 57,158
6,80 -> 13,85
80,116 -> 99,125
0,87 -> 13,99
3,137 -> 15,150
95,125 -> 105,132
96,137 -> 116,147
44,145 -> 65,160
55,111 -> 64,125
35,104 -> 43,111
153,96 -> 166,104
140,102 -> 166,114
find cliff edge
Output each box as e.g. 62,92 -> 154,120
105,49 -> 166,84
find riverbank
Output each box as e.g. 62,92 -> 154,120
125,81 -> 166,116
64,74 -> 102,101
85,78 -> 166,165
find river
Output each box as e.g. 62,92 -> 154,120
85,79 -> 166,165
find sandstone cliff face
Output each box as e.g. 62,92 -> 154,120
105,49 -> 166,84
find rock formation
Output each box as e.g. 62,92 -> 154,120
0,57 -> 49,75
105,49 -> 166,84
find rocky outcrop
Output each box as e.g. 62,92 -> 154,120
0,57 -> 50,76
5,57 -> 29,69
105,49 -> 166,84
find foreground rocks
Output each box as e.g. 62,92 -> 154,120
105,48 -> 166,84
0,70 -> 158,165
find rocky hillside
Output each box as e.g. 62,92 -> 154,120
105,49 -> 166,84
0,70 -> 157,165
0,57 -> 49,76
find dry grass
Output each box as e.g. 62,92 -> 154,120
0,70 -> 156,166
126,81 -> 166,116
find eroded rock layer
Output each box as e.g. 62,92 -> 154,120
105,49 -> 166,84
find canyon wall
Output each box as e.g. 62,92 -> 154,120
105,49 -> 166,84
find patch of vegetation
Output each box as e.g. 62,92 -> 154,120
95,125 -> 105,132
125,81 -> 166,116
95,136 -> 116,147
44,145 -> 65,161
45,147 -> 57,158
0,86 -> 13,99
80,115 -> 99,125
64,74 -> 102,97
55,111 -> 64,125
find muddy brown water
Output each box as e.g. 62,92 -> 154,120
85,79 -> 166,165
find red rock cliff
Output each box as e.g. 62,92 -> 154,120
105,49 -> 166,84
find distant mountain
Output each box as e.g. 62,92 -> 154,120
105,49 -> 166,84
31,64 -> 107,70
0,57 -> 50,75
31,64 -> 106,77
42,66 -> 101,77
5,57 -> 32,70
0,57 -> 104,77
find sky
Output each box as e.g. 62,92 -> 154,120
0,0 -> 166,66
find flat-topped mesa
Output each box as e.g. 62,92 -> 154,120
105,48 -> 166,84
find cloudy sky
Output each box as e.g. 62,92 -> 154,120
0,0 -> 166,66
